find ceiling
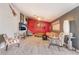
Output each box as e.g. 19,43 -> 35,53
14,3 -> 79,22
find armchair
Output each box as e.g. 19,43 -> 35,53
3,33 -> 20,51
48,32 -> 65,48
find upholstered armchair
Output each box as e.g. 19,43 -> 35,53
58,32 -> 65,46
48,32 -> 65,48
3,33 -> 20,51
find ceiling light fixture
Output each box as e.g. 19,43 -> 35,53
37,17 -> 41,21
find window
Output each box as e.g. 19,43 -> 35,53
63,20 -> 70,35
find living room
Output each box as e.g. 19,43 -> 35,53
0,3 -> 79,55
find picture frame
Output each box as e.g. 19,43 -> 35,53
52,20 -> 60,32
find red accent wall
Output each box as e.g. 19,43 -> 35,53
28,17 -> 51,34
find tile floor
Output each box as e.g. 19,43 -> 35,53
0,36 -> 79,55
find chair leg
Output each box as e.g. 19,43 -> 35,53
57,46 -> 61,51
48,43 -> 52,48
5,45 -> 8,51
17,43 -> 20,47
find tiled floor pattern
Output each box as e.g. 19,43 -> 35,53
0,36 -> 79,55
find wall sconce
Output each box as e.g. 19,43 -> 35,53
37,23 -> 41,27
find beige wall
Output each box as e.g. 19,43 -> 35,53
54,6 -> 79,49
0,3 -> 20,37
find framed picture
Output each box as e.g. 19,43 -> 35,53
52,20 -> 60,32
